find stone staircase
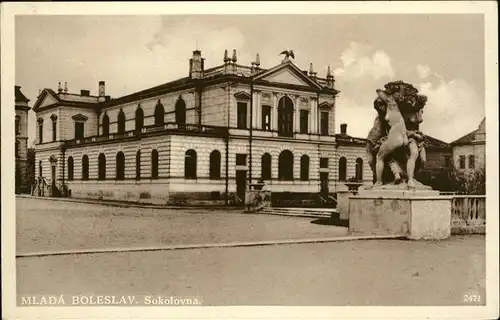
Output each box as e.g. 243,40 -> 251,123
258,207 -> 337,219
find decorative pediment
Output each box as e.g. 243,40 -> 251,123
319,101 -> 333,109
49,155 -> 58,163
234,91 -> 251,100
32,89 -> 59,111
72,114 -> 88,122
37,117 -> 44,123
254,61 -> 323,90
50,114 -> 58,121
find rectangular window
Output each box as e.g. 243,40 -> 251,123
320,112 -> 329,135
262,105 -> 271,131
236,154 -> 247,166
300,110 -> 309,134
459,155 -> 466,169
52,121 -> 57,141
237,102 -> 247,129
15,118 -> 20,136
444,155 -> 452,168
468,155 -> 475,169
38,123 -> 43,143
320,157 -> 329,168
75,122 -> 85,140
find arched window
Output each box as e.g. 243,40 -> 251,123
338,157 -> 347,181
151,149 -> 159,179
39,160 -> 42,177
116,151 -> 125,180
98,153 -> 106,180
355,158 -> 363,181
67,156 -> 74,181
261,153 -> 272,180
209,150 -> 221,180
300,155 -> 310,181
51,114 -> 57,141
135,106 -> 144,133
154,101 -> 165,126
117,110 -> 126,134
102,113 -> 110,137
82,155 -> 89,180
185,149 -> 197,179
175,98 -> 186,126
278,150 -> 294,181
135,150 -> 141,180
278,96 -> 294,136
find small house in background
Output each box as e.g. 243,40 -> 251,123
451,118 -> 486,173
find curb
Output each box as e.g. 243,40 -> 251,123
15,194 -> 243,211
16,235 -> 406,258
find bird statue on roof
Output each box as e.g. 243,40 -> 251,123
279,49 -> 295,60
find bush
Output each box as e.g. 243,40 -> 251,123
417,167 -> 485,195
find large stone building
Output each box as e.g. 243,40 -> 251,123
450,118 -> 486,173
32,50 -> 376,205
15,86 -> 31,194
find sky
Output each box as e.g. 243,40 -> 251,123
16,14 -> 485,145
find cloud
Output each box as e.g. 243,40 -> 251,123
334,42 -> 395,138
417,72 -> 484,142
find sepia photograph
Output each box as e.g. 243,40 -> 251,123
2,2 -> 498,319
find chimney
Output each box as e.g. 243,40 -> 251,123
326,65 -> 334,88
57,82 -> 62,93
309,63 -> 314,76
98,81 -> 105,96
255,53 -> 260,67
231,49 -> 237,63
64,81 -> 68,93
223,49 -> 230,64
340,123 -> 347,135
80,89 -> 90,96
189,50 -> 205,79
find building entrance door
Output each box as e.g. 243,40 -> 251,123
320,172 -> 329,197
236,170 -> 247,204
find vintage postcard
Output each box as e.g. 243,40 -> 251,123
1,1 -> 498,319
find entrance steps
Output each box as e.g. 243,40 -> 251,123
259,207 -> 337,219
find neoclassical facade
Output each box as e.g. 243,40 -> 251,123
33,50 -> 372,205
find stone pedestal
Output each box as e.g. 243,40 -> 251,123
349,188 -> 452,240
336,190 -> 356,220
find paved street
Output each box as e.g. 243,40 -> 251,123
16,197 -> 486,306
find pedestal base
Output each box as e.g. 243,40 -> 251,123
348,190 -> 452,240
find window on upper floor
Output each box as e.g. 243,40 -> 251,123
320,111 -> 329,136
154,102 -> 165,126
175,98 -> 187,126
135,106 -> 144,133
459,155 -> 466,169
468,155 -> 475,169
15,140 -> 20,158
300,110 -> 309,134
102,113 -> 110,137
75,122 -> 85,140
15,116 -> 20,136
237,102 -> 247,129
278,96 -> 294,136
262,105 -> 271,131
117,110 -> 126,134
37,118 -> 44,143
52,119 -> 57,141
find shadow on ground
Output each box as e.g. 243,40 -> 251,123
310,217 -> 349,228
